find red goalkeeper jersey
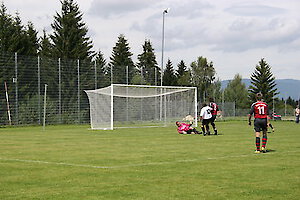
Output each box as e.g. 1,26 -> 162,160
177,123 -> 191,133
249,101 -> 269,119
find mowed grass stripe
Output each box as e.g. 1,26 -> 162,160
0,150 -> 299,169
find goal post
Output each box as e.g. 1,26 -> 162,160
85,84 -> 197,130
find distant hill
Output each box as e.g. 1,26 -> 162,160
221,79 -> 300,100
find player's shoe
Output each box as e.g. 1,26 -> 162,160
254,150 -> 261,154
261,147 -> 267,153
214,130 -> 218,135
203,132 -> 207,136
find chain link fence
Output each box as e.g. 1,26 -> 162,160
0,52 -> 296,126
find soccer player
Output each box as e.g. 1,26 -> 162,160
199,103 -> 212,136
295,105 -> 300,124
175,121 -> 200,134
209,97 -> 219,135
248,93 -> 270,153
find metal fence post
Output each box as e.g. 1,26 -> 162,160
155,67 -> 157,86
77,59 -> 80,123
233,101 -> 236,117
110,65 -> 113,84
126,65 -> 129,121
43,84 -> 48,130
38,56 -> 41,124
94,60 -> 97,89
58,58 -> 62,123
14,52 -> 18,125
126,65 -> 129,85
140,66 -> 142,84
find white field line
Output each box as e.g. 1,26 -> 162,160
0,151 -> 299,169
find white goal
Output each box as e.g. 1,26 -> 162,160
85,84 -> 197,130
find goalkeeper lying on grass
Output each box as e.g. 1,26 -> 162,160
175,121 -> 201,134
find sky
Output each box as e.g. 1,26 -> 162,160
2,0 -> 300,81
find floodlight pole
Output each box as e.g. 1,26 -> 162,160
160,8 -> 169,86
160,8 -> 169,121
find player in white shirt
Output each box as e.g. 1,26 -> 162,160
295,105 -> 300,123
199,103 -> 213,136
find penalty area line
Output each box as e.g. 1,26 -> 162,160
0,150 -> 298,169
0,158 -> 111,169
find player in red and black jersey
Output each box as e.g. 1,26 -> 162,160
248,93 -> 270,153
209,98 -> 219,135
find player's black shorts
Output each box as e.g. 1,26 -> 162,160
211,115 -> 217,122
202,119 -> 211,126
186,129 -> 193,134
254,118 -> 267,132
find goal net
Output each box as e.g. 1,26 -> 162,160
85,84 -> 197,130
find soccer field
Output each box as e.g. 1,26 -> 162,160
0,121 -> 299,200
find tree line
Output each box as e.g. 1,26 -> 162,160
0,0 -> 297,114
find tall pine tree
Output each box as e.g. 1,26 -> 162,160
38,29 -> 58,103
136,39 -> 159,85
50,0 -> 93,60
50,0 -> 95,118
109,34 -> 135,84
0,3 -> 15,123
39,29 -> 53,57
0,3 -> 40,107
18,22 -> 40,97
0,3 -> 15,53
0,5 -> 40,99
176,60 -> 191,86
0,4 -> 39,55
177,60 -> 187,77
0,3 -> 15,85
248,58 -> 278,104
10,14 -> 28,55
94,50 -> 109,88
25,22 -> 39,56
162,58 -> 177,86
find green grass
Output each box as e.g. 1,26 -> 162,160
0,121 -> 299,200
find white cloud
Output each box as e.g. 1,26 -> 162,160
225,4 -> 286,17
88,0 -> 157,18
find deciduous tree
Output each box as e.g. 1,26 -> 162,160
224,74 -> 248,108
191,56 -> 216,102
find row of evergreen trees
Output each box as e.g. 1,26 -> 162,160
0,0 -> 295,113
